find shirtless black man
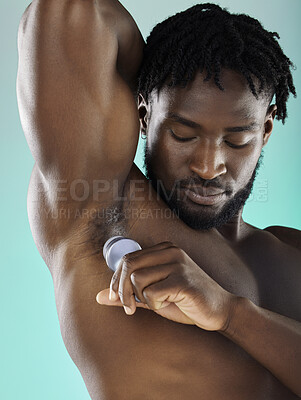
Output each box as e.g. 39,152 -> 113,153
17,1 -> 301,399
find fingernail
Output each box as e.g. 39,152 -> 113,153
123,306 -> 133,315
109,289 -> 118,301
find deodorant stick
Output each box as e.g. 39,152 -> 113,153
103,236 -> 142,302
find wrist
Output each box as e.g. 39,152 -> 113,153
219,295 -> 250,334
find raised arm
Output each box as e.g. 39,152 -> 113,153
17,0 -> 144,195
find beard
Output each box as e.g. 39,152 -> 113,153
144,145 -> 264,230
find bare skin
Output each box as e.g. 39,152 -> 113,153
18,1 -> 301,399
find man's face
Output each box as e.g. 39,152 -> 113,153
139,69 -> 276,230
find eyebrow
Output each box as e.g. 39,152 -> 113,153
166,112 -> 260,133
167,113 -> 201,129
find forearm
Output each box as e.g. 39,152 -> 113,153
24,0 -> 144,84
18,0 -> 143,182
96,0 -> 145,87
221,297 -> 301,396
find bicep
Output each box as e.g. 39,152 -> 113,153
17,0 -> 140,187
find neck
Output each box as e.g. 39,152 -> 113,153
216,208 -> 252,242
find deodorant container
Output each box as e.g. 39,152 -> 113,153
103,236 -> 142,302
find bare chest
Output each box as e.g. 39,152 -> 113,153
47,169 -> 300,400
74,198 -> 298,399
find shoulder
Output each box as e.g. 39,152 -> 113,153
263,225 -> 301,251
261,226 -> 301,321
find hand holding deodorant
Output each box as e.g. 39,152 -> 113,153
103,236 -> 142,303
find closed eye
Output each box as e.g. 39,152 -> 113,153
170,130 -> 196,142
225,141 -> 250,149
170,130 -> 251,148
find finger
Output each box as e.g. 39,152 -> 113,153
109,241 -> 174,300
96,289 -> 152,310
128,241 -> 177,257
130,263 -> 175,304
118,261 -> 138,315
109,264 -> 122,301
122,241 -> 183,270
148,302 -> 195,325
117,242 -> 183,315
142,274 -> 185,311
118,254 -> 176,315
96,289 -> 122,305
96,289 -> 194,326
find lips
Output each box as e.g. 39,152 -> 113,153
183,186 -> 225,197
183,187 -> 226,206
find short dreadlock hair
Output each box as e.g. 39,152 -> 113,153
137,3 -> 296,123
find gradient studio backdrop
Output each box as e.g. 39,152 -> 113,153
1,0 -> 300,399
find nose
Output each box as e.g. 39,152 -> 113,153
189,140 -> 227,181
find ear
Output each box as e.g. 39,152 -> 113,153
138,94 -> 150,136
263,104 -> 277,147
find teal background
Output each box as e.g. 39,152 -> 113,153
1,0 -> 300,399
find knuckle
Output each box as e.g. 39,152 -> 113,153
130,272 -> 140,285
153,301 -> 163,311
176,285 -> 189,297
110,279 -> 119,292
121,255 -> 134,271
162,241 -> 175,247
121,254 -> 130,263
174,262 -> 185,275
118,289 -> 124,302
118,288 -> 131,307
142,287 -> 159,310
143,286 -> 154,298
111,273 -> 119,286
169,245 -> 184,259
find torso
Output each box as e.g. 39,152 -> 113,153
28,164 -> 301,400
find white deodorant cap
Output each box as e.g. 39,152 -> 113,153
103,236 -> 142,273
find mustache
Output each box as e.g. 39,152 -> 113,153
178,177 -> 229,192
